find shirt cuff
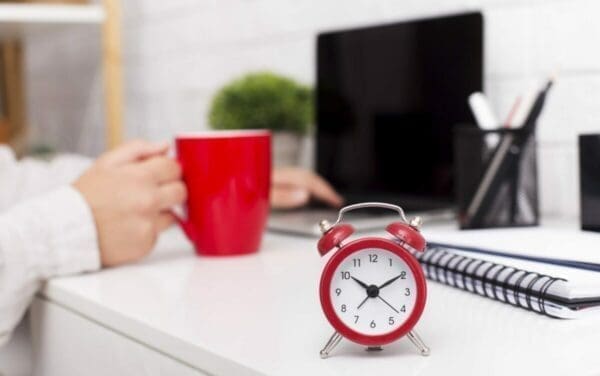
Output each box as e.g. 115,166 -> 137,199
10,186 -> 101,277
46,186 -> 101,276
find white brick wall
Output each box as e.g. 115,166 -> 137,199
24,0 -> 600,217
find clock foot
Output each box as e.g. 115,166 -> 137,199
320,331 -> 343,359
407,330 -> 430,356
366,346 -> 383,352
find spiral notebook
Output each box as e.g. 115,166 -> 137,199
415,227 -> 600,319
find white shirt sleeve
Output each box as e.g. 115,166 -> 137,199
0,147 -> 100,346
0,146 -> 92,210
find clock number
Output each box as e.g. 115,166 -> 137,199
388,317 -> 395,325
341,271 -> 350,280
370,320 -> 376,328
352,258 -> 361,267
369,254 -> 378,263
341,304 -> 347,313
400,271 -> 406,279
389,258 -> 392,266
400,305 -> 406,313
335,288 -> 342,296
405,288 -> 411,296
354,315 -> 359,323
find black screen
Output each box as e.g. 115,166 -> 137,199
316,12 -> 483,210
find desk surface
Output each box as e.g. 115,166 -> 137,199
40,219 -> 600,375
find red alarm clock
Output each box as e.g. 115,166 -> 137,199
317,202 -> 430,358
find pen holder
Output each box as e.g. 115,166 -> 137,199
454,126 -> 539,229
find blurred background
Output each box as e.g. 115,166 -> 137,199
3,0 -> 599,219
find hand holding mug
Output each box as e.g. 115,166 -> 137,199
74,140 -> 187,267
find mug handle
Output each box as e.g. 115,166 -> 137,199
171,208 -> 196,242
169,149 -> 196,242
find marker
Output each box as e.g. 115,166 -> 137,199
468,92 -> 500,149
468,92 -> 499,131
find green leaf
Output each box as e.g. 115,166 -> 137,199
208,71 -> 313,135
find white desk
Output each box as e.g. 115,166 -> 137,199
30,220 -> 600,375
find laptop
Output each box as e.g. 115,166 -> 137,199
269,12 -> 483,236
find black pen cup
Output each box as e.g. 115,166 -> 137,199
454,126 -> 539,229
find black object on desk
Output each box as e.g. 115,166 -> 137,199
457,77 -> 553,229
579,134 -> 600,232
455,126 -> 539,229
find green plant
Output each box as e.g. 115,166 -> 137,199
209,72 -> 313,135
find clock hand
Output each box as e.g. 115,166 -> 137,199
351,276 -> 369,290
357,296 -> 369,309
378,274 -> 402,290
378,295 -> 400,314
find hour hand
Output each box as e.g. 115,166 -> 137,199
351,276 -> 369,290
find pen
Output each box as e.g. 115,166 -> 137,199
511,89 -> 536,128
521,76 -> 555,131
502,96 -> 521,128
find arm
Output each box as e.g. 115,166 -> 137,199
0,141 -> 186,346
0,186 -> 99,346
0,146 -> 97,345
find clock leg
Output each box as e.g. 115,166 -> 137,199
407,330 -> 430,356
320,331 -> 343,359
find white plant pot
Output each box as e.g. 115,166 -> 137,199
273,131 -> 303,167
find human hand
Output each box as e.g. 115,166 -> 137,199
271,167 -> 343,209
73,140 -> 187,267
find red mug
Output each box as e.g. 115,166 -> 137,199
175,130 -> 271,256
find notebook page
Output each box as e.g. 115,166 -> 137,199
423,227 -> 600,301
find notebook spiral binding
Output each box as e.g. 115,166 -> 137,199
412,245 -> 566,317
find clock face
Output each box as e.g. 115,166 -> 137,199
329,247 -> 418,336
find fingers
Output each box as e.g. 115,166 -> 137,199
272,167 -> 344,208
101,140 -> 170,166
271,186 -> 310,209
157,181 -> 187,209
306,173 -> 344,208
272,167 -> 310,186
156,211 -> 176,232
154,190 -> 185,233
139,156 -> 182,184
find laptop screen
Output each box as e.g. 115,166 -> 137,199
316,12 -> 483,211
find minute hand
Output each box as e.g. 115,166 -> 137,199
379,274 -> 402,289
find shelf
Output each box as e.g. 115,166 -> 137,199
0,3 -> 105,39
0,0 -> 123,148
0,3 -> 104,24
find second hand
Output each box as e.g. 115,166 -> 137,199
378,295 -> 399,313
357,296 -> 369,309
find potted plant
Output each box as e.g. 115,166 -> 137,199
208,71 -> 312,167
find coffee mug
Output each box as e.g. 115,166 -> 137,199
175,130 -> 271,256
